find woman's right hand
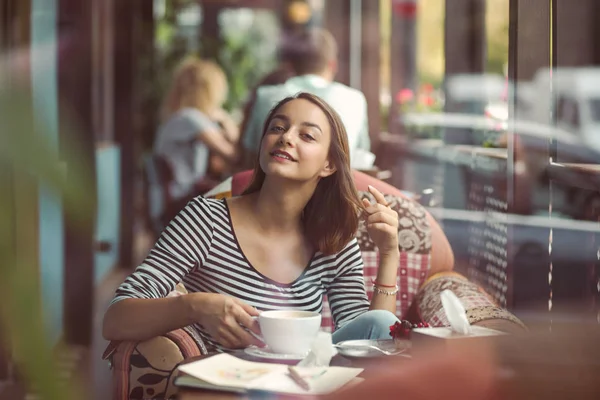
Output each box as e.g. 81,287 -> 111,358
189,292 -> 264,349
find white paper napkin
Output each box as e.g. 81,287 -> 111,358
440,289 -> 473,335
297,331 -> 337,367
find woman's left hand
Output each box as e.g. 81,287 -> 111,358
362,185 -> 399,255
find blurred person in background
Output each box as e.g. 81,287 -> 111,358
241,27 -> 373,170
238,43 -> 298,169
154,56 -> 238,198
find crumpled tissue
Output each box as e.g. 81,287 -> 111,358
440,289 -> 473,335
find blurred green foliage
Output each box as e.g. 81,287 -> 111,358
0,82 -> 93,399
139,2 -> 278,149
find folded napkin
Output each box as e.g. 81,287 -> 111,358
297,331 -> 337,367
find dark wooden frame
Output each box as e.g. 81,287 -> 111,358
323,0 -> 382,147
0,0 -> 17,383
324,0 -> 351,86
113,0 -> 137,269
58,0 -> 95,346
360,0 -> 382,149
444,0 -> 486,77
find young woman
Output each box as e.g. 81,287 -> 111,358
104,92 -> 401,351
154,56 -> 239,200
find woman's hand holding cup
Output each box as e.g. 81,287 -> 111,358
190,292 -> 263,349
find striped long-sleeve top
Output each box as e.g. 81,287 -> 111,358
112,196 -> 370,351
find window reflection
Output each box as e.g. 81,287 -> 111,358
589,98 -> 600,123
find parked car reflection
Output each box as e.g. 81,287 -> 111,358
398,112 -> 600,312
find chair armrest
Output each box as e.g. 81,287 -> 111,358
407,272 -> 526,333
102,327 -> 207,400
425,212 -> 456,276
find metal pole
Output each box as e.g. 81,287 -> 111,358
389,0 -> 418,131
349,0 -> 362,90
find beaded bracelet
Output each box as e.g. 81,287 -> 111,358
373,285 -> 399,296
371,278 -> 396,288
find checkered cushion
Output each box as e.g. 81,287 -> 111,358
320,251 -> 431,332
320,192 -> 432,332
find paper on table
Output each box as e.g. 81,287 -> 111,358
440,289 -> 473,335
177,353 -> 362,396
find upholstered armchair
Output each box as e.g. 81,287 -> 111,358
103,170 -> 525,400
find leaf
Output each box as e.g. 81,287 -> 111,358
137,373 -> 168,385
130,354 -> 151,369
129,386 -> 144,399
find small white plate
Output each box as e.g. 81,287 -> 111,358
243,346 -> 307,361
335,339 -> 408,358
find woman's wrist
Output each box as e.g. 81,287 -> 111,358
181,292 -> 206,326
379,247 -> 400,262
375,248 -> 399,286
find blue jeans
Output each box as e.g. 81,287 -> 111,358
331,310 -> 400,343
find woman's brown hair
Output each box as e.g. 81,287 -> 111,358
243,92 -> 363,255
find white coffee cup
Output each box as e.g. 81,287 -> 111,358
258,310 -> 321,355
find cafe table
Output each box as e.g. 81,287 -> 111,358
176,346 -> 411,400
179,325 -> 600,400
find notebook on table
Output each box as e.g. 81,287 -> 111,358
175,353 -> 363,396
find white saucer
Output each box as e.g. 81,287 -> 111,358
243,346 -> 307,361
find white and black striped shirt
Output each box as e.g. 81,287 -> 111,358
112,197 -> 370,350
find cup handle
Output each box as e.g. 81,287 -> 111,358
248,330 -> 264,342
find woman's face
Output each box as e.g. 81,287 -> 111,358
259,98 -> 336,182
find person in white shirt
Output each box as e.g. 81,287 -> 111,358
241,28 -> 372,169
